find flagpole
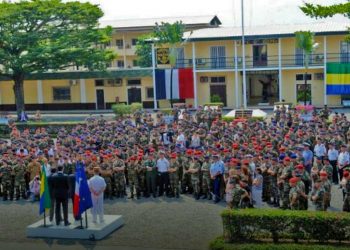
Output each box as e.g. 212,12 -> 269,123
85,211 -> 88,228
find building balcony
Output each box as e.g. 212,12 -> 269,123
174,53 -> 348,70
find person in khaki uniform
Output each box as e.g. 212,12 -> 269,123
13,157 -> 27,200
187,156 -> 201,200
27,157 -> 41,182
113,155 -> 126,198
169,153 -> 180,198
201,155 -> 212,200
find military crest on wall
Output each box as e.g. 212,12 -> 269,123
157,48 -> 170,65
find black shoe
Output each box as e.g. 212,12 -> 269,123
116,192 -> 120,198
64,222 -> 71,226
202,195 -> 207,199
128,195 -> 134,199
214,198 -> 220,204
3,197 -> 7,201
152,194 -> 156,198
176,193 -> 179,198
208,193 -> 212,200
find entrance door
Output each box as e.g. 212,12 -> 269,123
96,89 -> 105,109
253,45 -> 267,67
127,87 -> 142,105
210,85 -> 227,106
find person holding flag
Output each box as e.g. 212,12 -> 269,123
73,161 -> 93,225
88,164 -> 106,224
39,163 -> 51,225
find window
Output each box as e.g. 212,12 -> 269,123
117,60 -> 124,68
210,76 -> 226,83
296,84 -> 311,103
131,39 -> 138,46
53,87 -> 71,101
314,73 -> 324,81
146,88 -> 154,98
341,41 -> 350,63
296,74 -> 312,81
176,48 -> 185,68
95,79 -> 104,86
116,39 -> 124,49
133,60 -> 139,67
127,79 -> 141,85
210,46 -> 226,68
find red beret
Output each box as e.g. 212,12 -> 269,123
170,153 -> 177,159
284,157 -> 291,162
296,164 -> 304,170
289,177 -> 298,184
344,171 -> 350,178
320,171 -> 328,177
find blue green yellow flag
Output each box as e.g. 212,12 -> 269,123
327,63 -> 350,95
39,165 -> 51,215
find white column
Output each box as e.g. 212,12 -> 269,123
37,80 -> 43,104
278,38 -> 282,102
323,36 -> 327,105
80,79 -> 86,103
152,43 -> 158,109
241,0 -> 247,108
234,41 -> 239,108
123,34 -> 127,68
192,42 -> 198,108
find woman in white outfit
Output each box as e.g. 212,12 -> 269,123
88,166 -> 106,224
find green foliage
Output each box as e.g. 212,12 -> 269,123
112,104 -> 132,117
210,236 -> 350,250
130,102 -> 143,112
210,94 -> 222,103
135,34 -> 153,67
297,90 -> 311,102
300,2 -> 350,19
0,0 -> 116,114
295,31 -> 316,69
204,102 -> 224,107
221,209 -> 350,244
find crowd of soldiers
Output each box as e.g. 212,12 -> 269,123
0,105 -> 350,212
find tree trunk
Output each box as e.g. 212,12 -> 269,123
13,74 -> 25,119
304,72 -> 307,105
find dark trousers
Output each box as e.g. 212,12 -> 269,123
213,175 -> 222,200
330,160 -> 339,184
158,172 -> 169,196
55,197 -> 68,225
339,167 -> 345,182
146,172 -> 157,195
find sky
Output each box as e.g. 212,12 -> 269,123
70,0 -> 349,26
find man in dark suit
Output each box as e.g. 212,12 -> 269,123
51,165 -> 70,226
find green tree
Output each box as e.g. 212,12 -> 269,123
295,31 -> 318,105
135,34 -> 153,67
154,21 -> 185,107
0,0 -> 115,117
300,1 -> 350,40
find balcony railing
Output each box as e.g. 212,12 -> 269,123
174,53 -> 349,70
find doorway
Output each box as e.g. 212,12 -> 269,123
247,73 -> 278,105
210,85 -> 227,106
96,89 -> 105,109
127,87 -> 142,105
253,45 -> 267,67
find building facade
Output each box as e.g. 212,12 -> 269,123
0,16 -> 349,111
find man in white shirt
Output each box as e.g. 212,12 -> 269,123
328,143 -> 339,184
157,151 -> 170,196
314,139 -> 327,160
88,166 -> 106,224
176,130 -> 186,149
338,145 -> 349,182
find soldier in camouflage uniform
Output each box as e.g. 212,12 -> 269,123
311,179 -> 326,211
261,155 -> 272,204
13,158 -> 27,200
322,157 -> 333,182
268,158 -> 279,207
342,171 -> 350,212
289,177 -> 301,210
0,161 -> 14,201
201,155 -> 212,200
144,153 -> 157,198
169,153 -> 180,198
128,156 -> 140,199
100,156 -> 113,200
230,176 -> 249,209
187,157 -> 201,200
320,171 -> 331,209
112,155 -> 126,198
181,151 -> 192,194
280,158 -> 293,209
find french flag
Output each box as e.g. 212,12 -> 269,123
155,68 -> 194,99
73,162 -> 92,219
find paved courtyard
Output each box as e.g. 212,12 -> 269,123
0,185 -> 346,250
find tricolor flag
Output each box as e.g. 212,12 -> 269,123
39,165 -> 51,215
327,63 -> 350,95
73,162 -> 92,218
155,68 -> 194,99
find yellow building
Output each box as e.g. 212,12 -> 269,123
0,16 -> 349,111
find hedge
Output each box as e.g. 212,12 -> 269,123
210,237 -> 350,250
222,209 -> 350,244
204,102 -> 224,107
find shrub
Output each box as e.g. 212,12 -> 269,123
130,102 -> 143,112
204,102 -> 224,107
210,94 -> 222,103
221,209 -> 350,244
112,103 -> 132,117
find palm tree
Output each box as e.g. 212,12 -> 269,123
295,31 -> 319,105
154,21 -> 185,107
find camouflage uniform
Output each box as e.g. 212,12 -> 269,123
169,160 -> 180,197
128,161 -> 140,199
322,179 -> 332,209
268,164 -> 279,206
189,160 -> 201,199
343,179 -> 350,212
311,187 -> 326,211
281,165 -> 293,209
289,186 -> 301,210
182,157 -> 192,193
0,163 -> 13,201
296,180 -> 308,210
113,159 -> 126,198
201,161 -> 212,199
13,162 -> 27,199
230,185 -> 247,209
261,162 -> 271,203
101,162 -> 113,199
144,159 -> 157,197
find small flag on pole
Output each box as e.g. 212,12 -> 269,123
39,165 -> 51,215
73,162 -> 93,219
